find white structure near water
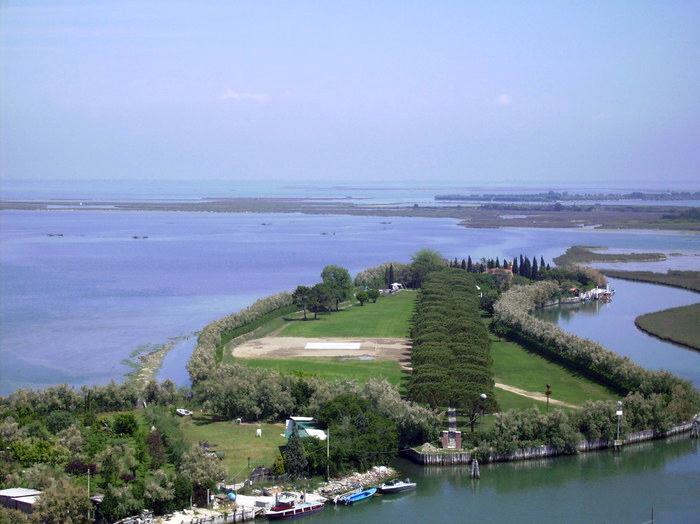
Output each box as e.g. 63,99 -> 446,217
283,416 -> 327,440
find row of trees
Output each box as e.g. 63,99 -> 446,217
482,280 -> 700,452
447,254 -> 552,280
408,269 -> 498,427
292,265 -> 356,319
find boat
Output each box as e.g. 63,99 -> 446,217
176,408 -> 193,417
338,487 -> 377,505
264,493 -> 325,520
379,478 -> 417,494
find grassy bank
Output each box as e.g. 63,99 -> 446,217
635,303 -> 700,351
602,269 -> 700,293
180,416 -> 286,479
240,357 -> 404,385
554,245 -> 666,267
490,333 -> 619,406
279,290 -> 416,338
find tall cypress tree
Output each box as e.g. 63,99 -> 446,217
540,256 -> 546,268
388,264 -> 395,285
495,257 -> 500,268
467,256 -> 473,272
531,257 -> 539,280
461,259 -> 466,270
519,254 -> 525,275
512,257 -> 518,274
523,258 -> 531,278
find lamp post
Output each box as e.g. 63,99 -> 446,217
615,400 -> 623,450
479,393 -> 487,420
545,384 -> 552,412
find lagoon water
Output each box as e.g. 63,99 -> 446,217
1,209 -> 699,393
1,208 -> 699,523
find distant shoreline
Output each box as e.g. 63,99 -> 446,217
2,197 -> 699,231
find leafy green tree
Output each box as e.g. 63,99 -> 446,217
271,453 -> 286,476
99,484 -> 144,523
308,283 -> 332,319
46,410 -> 75,434
180,448 -> 226,490
356,291 -> 369,306
32,479 -> 92,524
144,469 -> 175,515
112,412 -> 138,436
282,431 -> 308,478
367,289 -> 380,303
172,474 -> 193,510
410,249 -> 445,287
292,285 -> 312,320
146,429 -> 167,469
96,443 -> 138,485
321,265 -> 353,311
10,438 -> 69,467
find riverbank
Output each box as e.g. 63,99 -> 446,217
405,416 -> 699,466
601,268 -> 700,292
3,198 -> 699,231
635,303 -> 700,351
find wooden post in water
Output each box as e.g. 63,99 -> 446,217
691,419 -> 699,439
470,458 -> 480,479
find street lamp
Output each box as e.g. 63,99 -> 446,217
479,393 -> 487,418
615,400 -> 623,449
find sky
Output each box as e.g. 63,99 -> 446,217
1,1 -> 699,189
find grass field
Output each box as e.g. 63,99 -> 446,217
279,290 -> 416,338
490,333 -> 618,406
180,416 -> 286,479
635,303 -> 700,350
240,357 -> 404,385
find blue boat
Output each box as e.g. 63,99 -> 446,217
339,487 -> 377,505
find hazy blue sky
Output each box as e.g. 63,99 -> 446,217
1,1 -> 699,188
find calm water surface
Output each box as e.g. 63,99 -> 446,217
308,437 -> 700,524
535,278 -> 700,386
1,209 -> 699,523
1,210 -> 698,393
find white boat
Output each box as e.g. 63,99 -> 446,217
378,478 -> 416,494
176,408 -> 193,417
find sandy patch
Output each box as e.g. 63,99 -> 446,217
233,336 -> 411,363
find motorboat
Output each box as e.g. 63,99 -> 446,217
176,408 -> 193,417
379,478 -> 417,494
264,493 -> 325,520
337,487 -> 377,505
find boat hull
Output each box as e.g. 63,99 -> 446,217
340,488 -> 377,505
265,502 -> 325,520
379,484 -> 416,494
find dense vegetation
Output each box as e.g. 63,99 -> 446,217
0,381 -> 225,522
408,270 -> 497,424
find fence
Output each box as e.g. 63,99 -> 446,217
405,417 -> 698,466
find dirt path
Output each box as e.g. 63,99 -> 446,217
495,383 -> 580,409
233,336 -> 412,367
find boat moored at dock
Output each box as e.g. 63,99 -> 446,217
264,493 -> 325,520
379,478 -> 417,494
336,487 -> 377,505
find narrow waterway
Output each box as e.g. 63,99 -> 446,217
310,436 -> 699,523
534,278 -> 700,386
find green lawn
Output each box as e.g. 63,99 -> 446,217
180,416 -> 286,480
279,290 -> 416,338
490,333 -> 619,406
240,357 -> 404,385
